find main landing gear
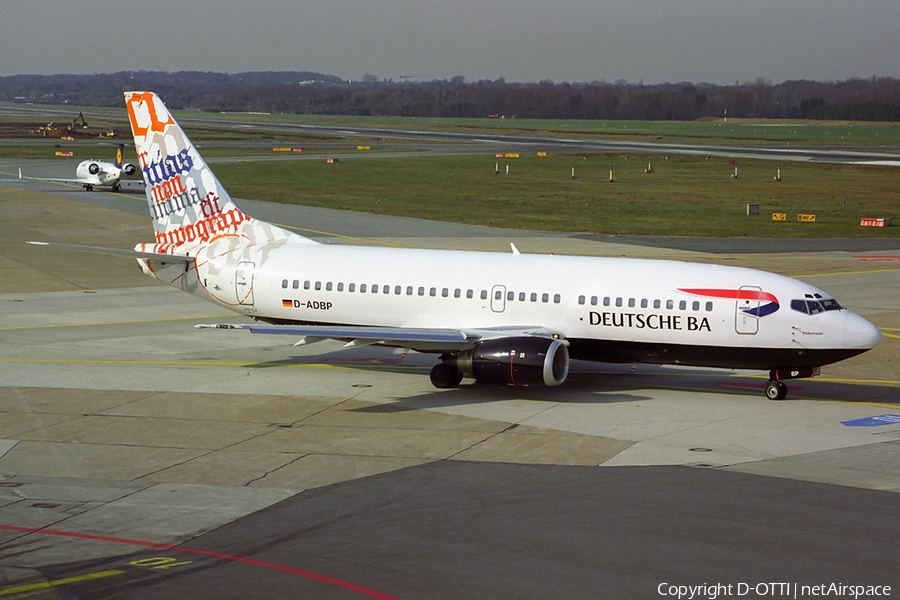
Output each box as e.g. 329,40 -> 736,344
430,362 -> 463,388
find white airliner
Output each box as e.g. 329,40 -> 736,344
29,91 -> 882,400
26,142 -> 139,192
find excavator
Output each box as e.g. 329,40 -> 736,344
67,112 -> 89,131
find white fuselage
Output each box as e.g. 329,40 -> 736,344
144,239 -> 881,371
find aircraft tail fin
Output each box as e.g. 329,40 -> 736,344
124,91 -> 313,251
114,142 -> 125,168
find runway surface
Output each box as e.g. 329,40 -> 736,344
4,103 -> 900,166
1,163 -> 899,598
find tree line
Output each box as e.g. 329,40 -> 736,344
2,71 -> 900,121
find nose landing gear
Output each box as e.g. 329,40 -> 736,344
765,366 -> 817,400
765,379 -> 788,400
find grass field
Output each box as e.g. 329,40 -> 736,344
215,152 -> 900,238
2,104 -> 898,238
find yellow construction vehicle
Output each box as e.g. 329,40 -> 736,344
67,112 -> 88,131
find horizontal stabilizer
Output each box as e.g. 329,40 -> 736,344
27,241 -> 194,263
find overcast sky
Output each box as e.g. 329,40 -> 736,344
2,0 -> 899,84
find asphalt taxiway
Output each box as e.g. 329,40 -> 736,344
1,163 -> 899,598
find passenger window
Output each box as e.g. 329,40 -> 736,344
454,289 -> 461,298
519,292 -> 526,302
418,286 -> 425,296
615,297 -> 623,307
507,291 -> 514,301
360,284 -> 367,293
304,281 -> 311,290
653,299 -> 661,309
591,296 -> 598,306
406,286 -> 413,295
395,286 -> 401,295
603,297 -> 610,307
430,287 -> 437,297
349,283 -> 356,292
281,279 -> 288,289
553,294 -> 561,304
315,281 -> 322,291
495,290 -> 503,300
371,284 -> 378,294
442,288 -> 449,298
467,289 -> 474,299
791,300 -> 808,314
338,283 -> 344,292
481,290 -> 488,300
628,298 -> 635,308
705,302 -> 713,311
326,282 -> 333,291
542,293 -> 549,303
640,299 -> 648,308
679,300 -> 687,310
578,295 -> 585,305
692,301 -> 700,311
666,299 -> 674,309
530,292 -> 537,302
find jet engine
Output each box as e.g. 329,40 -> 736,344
454,336 -> 569,386
122,163 -> 136,176
87,163 -> 100,175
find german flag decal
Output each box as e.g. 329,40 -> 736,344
282,299 -> 293,308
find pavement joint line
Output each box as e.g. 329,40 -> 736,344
0,569 -> 126,596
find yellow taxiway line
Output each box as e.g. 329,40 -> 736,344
0,569 -> 125,597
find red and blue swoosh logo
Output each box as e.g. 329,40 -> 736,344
678,288 -> 780,317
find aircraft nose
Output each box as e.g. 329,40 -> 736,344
845,312 -> 882,349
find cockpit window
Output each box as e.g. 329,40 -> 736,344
791,298 -> 843,315
791,300 -> 809,314
820,299 -> 842,311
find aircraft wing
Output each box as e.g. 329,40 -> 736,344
195,323 -> 567,352
26,176 -> 144,187
26,241 -> 194,264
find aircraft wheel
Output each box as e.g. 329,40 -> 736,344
112,184 -> 121,192
430,363 -> 462,388
86,184 -> 94,192
765,380 -> 788,401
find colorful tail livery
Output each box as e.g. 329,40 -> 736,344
124,91 -> 310,250
27,91 -> 882,401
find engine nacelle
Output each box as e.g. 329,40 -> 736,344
122,163 -> 136,176
455,337 -> 569,387
87,163 -> 100,175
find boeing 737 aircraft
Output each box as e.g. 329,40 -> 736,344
26,142 -> 139,192
29,91 -> 882,400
